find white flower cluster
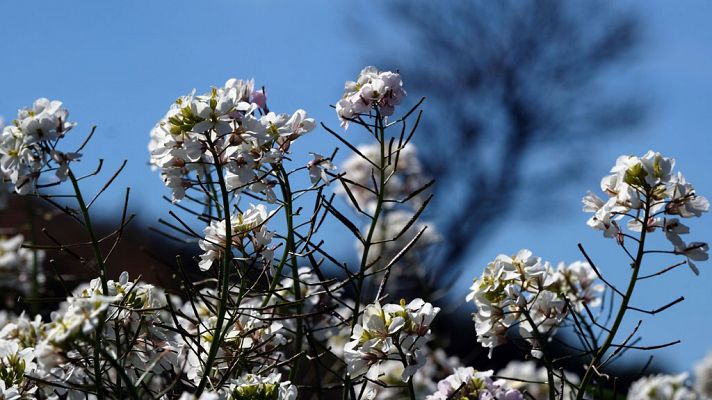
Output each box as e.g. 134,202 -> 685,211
198,204 -> 275,271
0,234 -> 45,298
344,298 -> 439,381
149,79 -> 315,202
179,373 -> 296,400
584,150 -> 709,274
496,360 -> 580,400
466,249 -> 602,358
0,335 -> 38,399
628,373 -> 706,400
223,373 -> 297,400
307,152 -> 336,186
0,98 -> 78,195
425,367 -> 524,400
336,66 -> 406,128
0,272 -> 179,399
0,270 -> 302,398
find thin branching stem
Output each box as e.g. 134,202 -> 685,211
575,196 -> 652,399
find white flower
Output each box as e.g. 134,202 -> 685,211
198,204 -> 274,271
148,80 -> 314,203
425,367 -> 523,400
0,98 -> 78,195
225,373 -> 297,400
584,151 -> 709,273
666,172 -> 710,218
307,153 -> 336,185
468,250 -> 598,359
345,299 -> 439,380
581,191 -> 605,213
628,373 -> 703,400
17,98 -> 75,144
336,66 -> 407,128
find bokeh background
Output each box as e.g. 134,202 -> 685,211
1,0 -> 711,385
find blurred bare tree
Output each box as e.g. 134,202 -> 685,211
372,0 -> 647,290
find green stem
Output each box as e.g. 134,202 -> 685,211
350,110 -> 387,331
67,168 -> 107,400
24,199 -> 39,315
274,165 -> 305,382
196,144 -> 233,395
521,310 -> 557,400
260,165 -> 299,308
575,199 -> 651,399
345,111 -> 387,399
68,168 -> 108,294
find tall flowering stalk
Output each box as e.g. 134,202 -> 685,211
574,151 -> 708,398
465,150 -> 708,399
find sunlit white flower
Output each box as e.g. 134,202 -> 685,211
148,80 -> 315,203
225,373 -> 297,400
0,98 -> 78,195
307,153 -> 336,185
336,66 -> 406,128
628,373 -> 703,400
425,367 -> 524,400
198,204 -> 274,271
584,151 -> 709,274
345,299 -> 439,381
468,250 -> 601,359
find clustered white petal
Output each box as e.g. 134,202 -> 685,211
307,153 -> 336,186
148,79 -> 315,202
425,367 -> 524,400
344,299 -> 439,382
198,204 -> 275,271
0,98 -> 78,195
336,66 -> 406,128
584,150 -> 709,274
224,372 -> 297,400
467,249 -> 601,358
0,272 -> 181,398
628,373 -> 704,400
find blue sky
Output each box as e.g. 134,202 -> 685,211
1,1 -> 711,373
